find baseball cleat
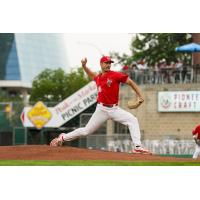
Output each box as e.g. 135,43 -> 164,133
132,146 -> 152,155
50,133 -> 65,147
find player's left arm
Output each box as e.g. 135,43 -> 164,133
125,78 -> 144,101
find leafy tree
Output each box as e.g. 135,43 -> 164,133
111,33 -> 193,66
65,67 -> 92,96
29,68 -> 91,103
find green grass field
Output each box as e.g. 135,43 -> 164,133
0,160 -> 200,166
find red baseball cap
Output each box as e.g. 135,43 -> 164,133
100,56 -> 114,63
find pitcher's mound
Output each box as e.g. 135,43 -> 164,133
0,145 -> 195,162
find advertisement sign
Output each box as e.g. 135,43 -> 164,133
27,101 -> 52,129
54,81 -> 97,127
21,81 -> 98,128
158,91 -> 200,112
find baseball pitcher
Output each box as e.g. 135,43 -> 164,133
192,124 -> 200,159
50,56 -> 151,154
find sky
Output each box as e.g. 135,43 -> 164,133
64,33 -> 134,72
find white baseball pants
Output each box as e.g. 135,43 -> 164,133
193,144 -> 200,159
62,104 -> 142,147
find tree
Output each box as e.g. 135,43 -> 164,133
65,67 -> 92,97
111,33 -> 193,66
30,68 -> 91,103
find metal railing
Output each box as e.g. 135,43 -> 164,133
122,65 -> 197,85
79,134 -> 195,155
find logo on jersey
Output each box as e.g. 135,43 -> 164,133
106,79 -> 112,87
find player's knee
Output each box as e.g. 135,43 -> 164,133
126,116 -> 138,127
130,115 -> 138,124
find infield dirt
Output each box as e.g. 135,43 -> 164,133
0,145 -> 199,162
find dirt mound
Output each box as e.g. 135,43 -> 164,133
0,145 -> 197,162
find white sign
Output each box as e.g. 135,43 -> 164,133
54,81 -> 97,127
22,81 -> 98,128
158,91 -> 200,112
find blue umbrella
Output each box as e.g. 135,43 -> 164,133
175,43 -> 200,52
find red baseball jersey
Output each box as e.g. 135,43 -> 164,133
192,124 -> 200,139
94,70 -> 128,104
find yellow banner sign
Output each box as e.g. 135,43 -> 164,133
28,101 -> 52,129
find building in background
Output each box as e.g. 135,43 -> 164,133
0,33 -> 69,103
192,33 -> 200,65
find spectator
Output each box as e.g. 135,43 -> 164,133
130,61 -> 139,81
137,59 -> 149,84
122,65 -> 129,74
153,62 -> 160,84
137,59 -> 148,70
159,59 -> 171,83
176,59 -> 183,69
159,59 -> 167,69
173,60 -> 183,83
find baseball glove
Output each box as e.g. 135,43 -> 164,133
127,97 -> 144,109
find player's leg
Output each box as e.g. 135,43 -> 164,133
109,107 -> 141,146
50,105 -> 108,146
193,144 -> 200,159
64,107 -> 108,140
109,107 -> 151,154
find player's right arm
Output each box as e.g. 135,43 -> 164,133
81,58 -> 96,79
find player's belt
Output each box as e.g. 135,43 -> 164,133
98,103 -> 118,107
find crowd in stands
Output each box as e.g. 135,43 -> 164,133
121,59 -> 197,85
